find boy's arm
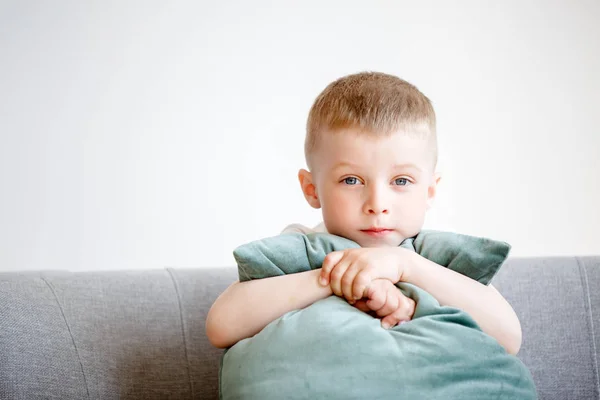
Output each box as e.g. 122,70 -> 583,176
320,247 -> 522,354
205,269 -> 332,348
404,251 -> 522,354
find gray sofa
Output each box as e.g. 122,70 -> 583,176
0,256 -> 598,399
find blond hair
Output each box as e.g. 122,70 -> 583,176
305,71 -> 437,168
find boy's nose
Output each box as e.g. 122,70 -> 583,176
367,207 -> 389,215
363,185 -> 390,215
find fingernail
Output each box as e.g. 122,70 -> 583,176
399,321 -> 407,325
381,322 -> 390,329
319,277 -> 327,286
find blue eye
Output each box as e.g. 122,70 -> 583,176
394,178 -> 409,186
343,177 -> 359,185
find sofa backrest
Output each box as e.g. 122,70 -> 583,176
1,257 -> 598,399
0,267 -> 236,399
493,256 -> 599,400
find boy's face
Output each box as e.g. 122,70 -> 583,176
299,129 -> 440,248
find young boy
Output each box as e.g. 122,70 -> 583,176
206,72 -> 522,355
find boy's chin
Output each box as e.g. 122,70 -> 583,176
328,229 -> 403,248
359,241 -> 402,248
353,236 -> 403,248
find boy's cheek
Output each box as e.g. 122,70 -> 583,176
322,195 -> 355,228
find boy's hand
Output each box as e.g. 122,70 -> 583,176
319,247 -> 412,301
352,279 -> 415,329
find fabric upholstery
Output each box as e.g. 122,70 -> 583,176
493,256 -> 600,400
0,258 -> 598,399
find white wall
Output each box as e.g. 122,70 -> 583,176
1,1 -> 599,271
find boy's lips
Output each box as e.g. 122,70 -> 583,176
360,228 -> 394,237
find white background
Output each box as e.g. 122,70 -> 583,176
1,1 -> 599,271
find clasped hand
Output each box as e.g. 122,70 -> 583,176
319,247 -> 415,329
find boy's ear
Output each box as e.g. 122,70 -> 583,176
426,172 -> 442,210
298,169 -> 321,209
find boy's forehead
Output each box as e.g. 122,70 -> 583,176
314,129 -> 434,168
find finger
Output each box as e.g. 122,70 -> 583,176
392,292 -> 415,320
404,297 -> 416,319
320,251 -> 344,286
353,300 -> 370,313
341,261 -> 361,301
330,257 -> 351,297
365,283 -> 386,311
381,297 -> 415,329
375,289 -> 399,318
352,256 -> 376,299
381,313 -> 400,329
381,306 -> 411,329
352,268 -> 374,300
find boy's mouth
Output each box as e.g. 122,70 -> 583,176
360,228 -> 394,237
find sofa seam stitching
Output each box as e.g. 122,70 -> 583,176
166,268 -> 195,398
577,256 -> 600,398
41,277 -> 91,400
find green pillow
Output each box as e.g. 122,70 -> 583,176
221,230 -> 536,399
401,229 -> 512,285
235,229 -> 511,285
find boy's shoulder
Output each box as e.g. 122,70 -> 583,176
281,222 -> 328,235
